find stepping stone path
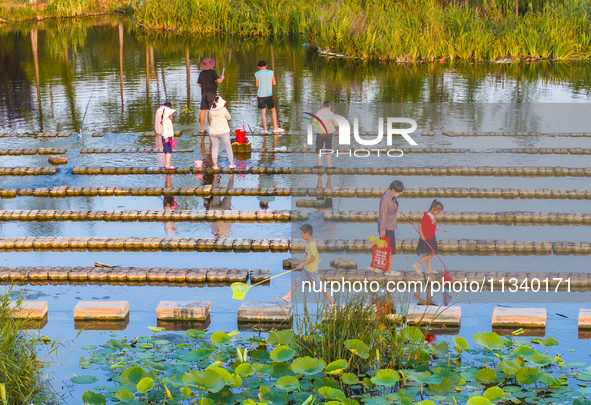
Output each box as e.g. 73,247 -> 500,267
74,300 -> 129,320
492,307 -> 547,327
237,301 -> 293,322
156,301 -> 210,321
9,300 -> 48,319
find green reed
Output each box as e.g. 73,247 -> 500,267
0,287 -> 55,405
132,0 -> 591,61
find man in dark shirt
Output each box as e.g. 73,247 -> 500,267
197,57 -> 225,134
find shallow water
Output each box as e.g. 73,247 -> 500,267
2,16 -> 591,404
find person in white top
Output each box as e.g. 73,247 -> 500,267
161,106 -> 176,170
314,101 -> 339,168
154,102 -> 171,149
208,96 -> 235,170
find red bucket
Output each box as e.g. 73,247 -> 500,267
235,129 -> 246,144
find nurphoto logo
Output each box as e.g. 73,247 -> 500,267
304,112 -> 418,157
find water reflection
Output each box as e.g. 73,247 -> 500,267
1,17 -> 591,134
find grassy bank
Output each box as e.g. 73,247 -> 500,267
134,0 -> 591,61
0,0 -> 135,22
3,0 -> 591,61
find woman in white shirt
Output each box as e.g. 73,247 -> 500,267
208,96 -> 235,170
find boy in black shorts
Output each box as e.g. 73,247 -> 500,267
198,58 -> 224,134
255,60 -> 284,134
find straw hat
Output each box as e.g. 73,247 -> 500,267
162,106 -> 176,119
200,58 -> 216,70
210,96 -> 226,111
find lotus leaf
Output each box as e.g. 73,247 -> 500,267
137,377 -> 155,394
301,394 -> 316,405
513,346 -> 535,357
270,346 -> 296,362
342,373 -> 360,385
268,329 -> 296,346
427,377 -> 454,394
474,332 -> 504,351
211,331 -> 232,345
180,386 -> 192,398
453,337 -> 468,351
342,400 -> 360,405
516,367 -> 539,385
250,349 -> 272,363
344,339 -> 370,359
324,359 -> 348,375
371,369 -> 400,387
121,367 -> 148,386
404,326 -> 425,344
416,401 -> 437,405
113,388 -> 134,403
190,348 -> 217,360
82,391 -> 106,405
182,369 -> 226,392
498,359 -> 522,375
210,367 -> 235,383
318,387 -> 346,400
404,370 -> 441,385
147,326 -> 165,333
71,375 -> 98,384
186,329 -> 206,339
475,368 -> 497,383
483,387 -> 505,401
533,337 -> 559,347
525,352 -> 553,366
291,357 -> 326,375
275,375 -> 300,392
313,377 -> 340,389
235,362 -> 253,377
432,342 -> 449,355
467,397 -> 493,405
252,363 -> 274,375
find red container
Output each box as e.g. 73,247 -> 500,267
235,129 -> 246,144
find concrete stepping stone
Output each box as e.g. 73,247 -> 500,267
9,300 -> 48,319
492,307 -> 546,327
156,301 -> 210,321
74,300 -> 129,320
237,301 -> 293,322
403,305 -> 461,326
579,309 -> 591,329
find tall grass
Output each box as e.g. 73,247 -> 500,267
134,0 -> 591,61
293,293 -> 431,376
0,287 -> 55,405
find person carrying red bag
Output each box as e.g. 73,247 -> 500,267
378,180 -> 404,276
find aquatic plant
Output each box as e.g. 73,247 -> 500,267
0,287 -> 57,404
130,0 -> 591,61
79,316 -> 591,404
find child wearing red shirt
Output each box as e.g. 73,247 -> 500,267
413,199 -> 444,276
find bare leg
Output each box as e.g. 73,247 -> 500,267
273,134 -> 278,148
260,108 -> 267,132
271,107 -> 279,130
165,153 -> 171,167
283,283 -> 298,302
323,290 -> 336,306
317,153 -> 322,166
416,254 -> 431,266
199,110 -> 206,132
326,154 -> 332,167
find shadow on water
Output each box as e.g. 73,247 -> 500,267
1,16 -> 591,133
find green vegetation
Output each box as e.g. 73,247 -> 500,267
78,301 -> 591,404
134,0 -> 591,61
0,288 -> 56,404
3,0 -> 591,61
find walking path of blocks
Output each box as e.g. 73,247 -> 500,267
0,237 -> 588,255
0,148 -> 66,155
0,209 -> 297,222
3,185 -> 591,200
62,165 -> 591,177
0,266 -> 270,284
8,300 -> 591,332
324,210 -> 591,226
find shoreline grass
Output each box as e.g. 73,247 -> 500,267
2,0 -> 591,61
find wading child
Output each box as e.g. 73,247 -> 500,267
161,106 -> 176,170
209,96 -> 235,170
283,224 -> 335,306
413,199 -> 444,276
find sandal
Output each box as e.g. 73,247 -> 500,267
212,163 -> 219,170
165,166 -> 176,170
229,164 -> 236,169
